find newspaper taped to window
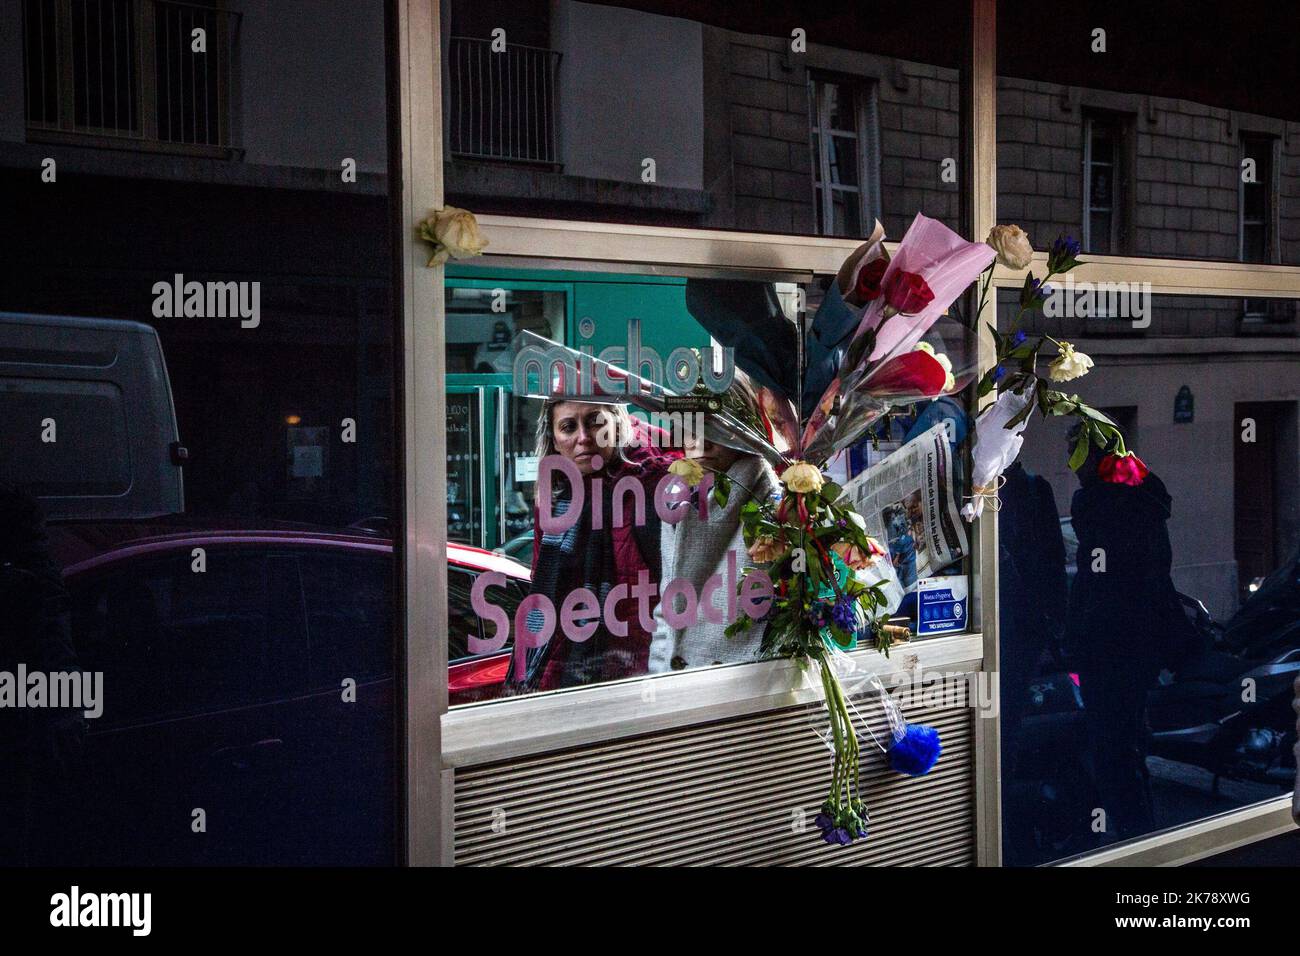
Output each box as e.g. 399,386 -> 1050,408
838,422 -> 967,594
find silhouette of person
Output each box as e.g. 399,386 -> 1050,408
999,462 -> 1068,771
1062,435 -> 1183,841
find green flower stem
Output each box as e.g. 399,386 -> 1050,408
974,266 -> 994,326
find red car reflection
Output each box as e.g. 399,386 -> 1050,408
42,522 -> 526,864
53,523 -> 526,707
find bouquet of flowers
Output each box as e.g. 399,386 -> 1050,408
694,216 -> 1146,846
684,214 -> 998,844
508,208 -> 1144,848
962,229 -> 1149,518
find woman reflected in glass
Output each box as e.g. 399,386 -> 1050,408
507,400 -> 678,691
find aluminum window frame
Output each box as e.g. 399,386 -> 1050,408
407,0 -> 1300,867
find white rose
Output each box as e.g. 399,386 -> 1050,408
1048,341 -> 1094,382
420,206 -> 489,266
986,224 -> 1034,270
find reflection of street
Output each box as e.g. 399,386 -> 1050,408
1147,756 -> 1285,829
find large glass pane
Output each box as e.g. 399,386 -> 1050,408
997,288 -> 1300,865
442,0 -> 966,239
445,258 -> 982,706
0,1 -> 398,865
998,2 -> 1300,264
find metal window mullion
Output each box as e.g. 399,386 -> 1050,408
861,81 -> 883,227
214,8 -> 230,147
967,0 -> 1000,870
400,0 -> 448,867
1269,137 -> 1281,264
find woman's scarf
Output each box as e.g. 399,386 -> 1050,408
509,424 -> 679,690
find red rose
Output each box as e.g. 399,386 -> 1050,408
854,256 -> 889,302
1098,452 -> 1149,486
883,270 -> 935,314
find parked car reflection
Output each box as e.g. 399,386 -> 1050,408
51,522 -> 527,865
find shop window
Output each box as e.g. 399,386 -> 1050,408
2,0 -> 398,866
809,76 -> 880,238
445,262 -> 979,704
998,292 -> 1300,865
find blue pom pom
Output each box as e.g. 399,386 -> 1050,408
888,723 -> 942,776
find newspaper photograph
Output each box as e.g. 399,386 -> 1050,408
838,422 -> 968,591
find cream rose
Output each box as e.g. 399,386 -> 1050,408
1047,341 -> 1094,382
669,457 -> 705,487
780,460 -> 824,494
420,206 -> 489,266
986,224 -> 1034,270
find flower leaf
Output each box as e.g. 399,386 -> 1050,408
1068,433 -> 1091,471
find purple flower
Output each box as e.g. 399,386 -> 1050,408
831,596 -> 857,632
814,813 -> 834,834
821,827 -> 852,848
1048,235 -> 1082,273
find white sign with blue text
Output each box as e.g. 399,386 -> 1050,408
916,575 -> 967,636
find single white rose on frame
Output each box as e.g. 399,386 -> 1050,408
986,224 -> 1034,270
419,206 -> 488,266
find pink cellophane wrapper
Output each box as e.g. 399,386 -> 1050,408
800,214 -> 995,461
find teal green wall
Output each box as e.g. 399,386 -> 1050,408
445,264 -> 711,357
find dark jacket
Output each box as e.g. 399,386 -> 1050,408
999,463 -> 1067,671
516,423 -> 680,690
1064,470 -> 1193,672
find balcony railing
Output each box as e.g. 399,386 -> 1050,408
23,0 -> 241,153
447,36 -> 560,166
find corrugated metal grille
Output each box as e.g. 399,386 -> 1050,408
454,677 -> 975,866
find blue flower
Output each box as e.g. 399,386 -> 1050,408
827,827 -> 853,845
1013,330 -> 1027,346
991,364 -> 1006,382
831,596 -> 857,632
1048,235 -> 1082,273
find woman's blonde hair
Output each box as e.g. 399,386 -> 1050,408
534,399 -> 635,470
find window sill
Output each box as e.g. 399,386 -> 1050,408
1054,795 -> 1295,867
441,631 -> 984,767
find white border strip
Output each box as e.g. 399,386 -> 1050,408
442,633 -> 984,767
1056,797 -> 1296,867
